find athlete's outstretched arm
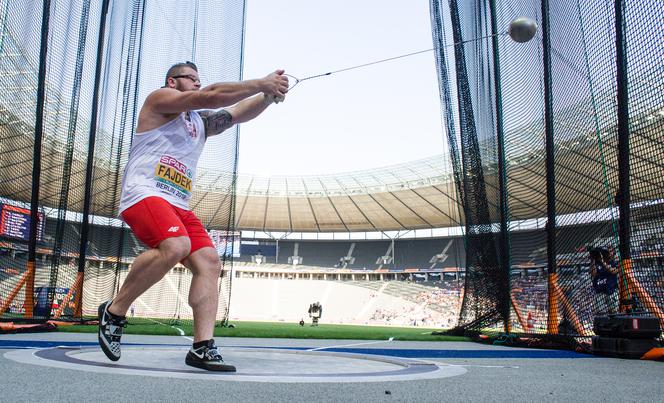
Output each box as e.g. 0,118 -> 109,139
148,70 -> 288,115
202,93 -> 284,137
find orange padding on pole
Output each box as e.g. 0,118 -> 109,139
23,261 -> 35,318
547,275 -> 591,337
53,272 -> 84,319
553,281 -> 591,336
641,348 -> 664,361
0,262 -> 34,316
0,322 -> 16,332
73,272 -> 84,318
547,273 -> 559,334
622,259 -> 664,328
510,294 -> 528,332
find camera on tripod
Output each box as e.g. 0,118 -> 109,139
308,302 -> 322,326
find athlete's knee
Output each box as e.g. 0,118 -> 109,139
199,248 -> 222,274
159,237 -> 191,264
186,247 -> 220,272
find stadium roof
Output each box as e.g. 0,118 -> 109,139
2,101 -> 663,232
221,155 -> 461,232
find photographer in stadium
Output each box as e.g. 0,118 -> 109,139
589,247 -> 620,314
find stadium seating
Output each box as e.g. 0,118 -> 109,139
248,238 -> 466,270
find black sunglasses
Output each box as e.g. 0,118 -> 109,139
171,74 -> 200,83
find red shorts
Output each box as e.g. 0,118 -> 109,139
121,196 -> 214,255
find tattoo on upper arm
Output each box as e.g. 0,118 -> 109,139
202,110 -> 233,136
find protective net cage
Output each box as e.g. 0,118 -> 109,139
0,0 -> 244,328
430,0 -> 663,345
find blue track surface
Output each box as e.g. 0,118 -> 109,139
0,340 -> 591,358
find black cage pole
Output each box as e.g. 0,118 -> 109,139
541,0 -> 560,334
77,0 -> 111,280
47,0 -> 92,320
489,0 -> 512,334
428,0 -> 465,218
448,0 -> 502,331
23,0 -> 52,318
614,0 -> 632,311
110,0 -> 146,303
428,0 -> 468,333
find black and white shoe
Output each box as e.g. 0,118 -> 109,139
185,339 -> 236,372
97,301 -> 127,361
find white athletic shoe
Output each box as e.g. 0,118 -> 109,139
185,339 -> 236,372
97,301 -> 127,361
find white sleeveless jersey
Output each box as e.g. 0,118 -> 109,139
119,111 -> 206,214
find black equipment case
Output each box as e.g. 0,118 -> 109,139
591,336 -> 660,359
593,313 -> 662,339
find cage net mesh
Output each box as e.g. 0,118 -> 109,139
0,0 -> 244,328
430,0 -> 663,344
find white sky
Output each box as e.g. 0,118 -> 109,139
238,0 -> 445,176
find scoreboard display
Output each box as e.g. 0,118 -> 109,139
0,203 -> 44,242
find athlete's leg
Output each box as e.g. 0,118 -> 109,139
109,236 -> 191,316
181,248 -> 235,372
177,207 -> 222,342
108,197 -> 192,316
182,246 -> 222,342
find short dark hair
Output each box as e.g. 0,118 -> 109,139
164,61 -> 198,86
588,248 -> 603,262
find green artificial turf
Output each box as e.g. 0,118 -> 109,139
58,318 -> 468,342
